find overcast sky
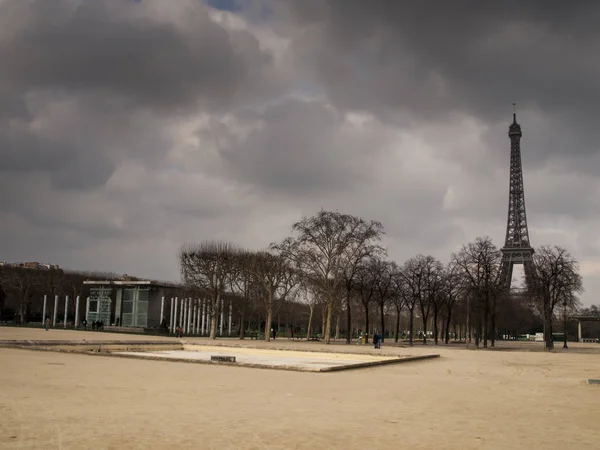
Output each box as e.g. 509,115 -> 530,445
1,0 -> 599,305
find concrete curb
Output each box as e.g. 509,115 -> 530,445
0,340 -> 177,346
0,339 -> 441,373
79,351 -> 441,373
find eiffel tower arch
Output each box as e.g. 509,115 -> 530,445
500,111 -> 535,290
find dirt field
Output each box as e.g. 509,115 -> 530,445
1,328 -> 600,449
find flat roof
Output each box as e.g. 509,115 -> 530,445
83,280 -> 181,288
569,315 -> 600,321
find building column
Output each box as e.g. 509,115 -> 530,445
182,298 -> 187,333
170,297 -> 174,332
85,297 -> 90,322
63,295 -> 69,328
187,298 -> 191,334
174,297 -> 179,328
578,320 -> 583,342
186,298 -> 191,334
228,300 -> 232,336
192,300 -> 196,334
42,295 -> 47,325
115,288 -> 123,326
179,297 -> 184,329
201,299 -> 206,335
160,296 -> 165,326
208,301 -> 212,336
53,295 -> 59,327
219,298 -> 224,336
74,296 -> 80,328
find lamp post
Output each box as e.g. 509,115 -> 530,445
563,299 -> 568,349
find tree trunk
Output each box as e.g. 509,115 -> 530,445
544,296 -> 554,351
265,308 -> 272,341
209,298 -> 218,339
335,313 -> 340,340
490,293 -> 497,348
363,305 -> 370,344
483,293 -> 489,348
395,307 -> 401,343
444,310 -> 452,344
345,290 -> 352,344
306,305 -> 314,341
324,302 -> 333,344
239,312 -> 245,339
433,309 -> 439,345
408,307 -> 414,346
465,294 -> 471,348
380,303 -> 385,343
421,312 -> 428,345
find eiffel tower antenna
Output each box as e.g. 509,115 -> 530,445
500,107 -> 534,290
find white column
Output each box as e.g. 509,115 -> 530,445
170,297 -> 174,332
192,300 -> 197,334
160,296 -> 165,326
74,296 -> 80,328
201,299 -> 206,335
42,295 -> 47,325
196,300 -> 201,333
219,298 -> 224,336
188,298 -> 192,334
85,297 -> 90,322
228,300 -> 232,336
182,298 -> 187,334
186,298 -> 191,334
206,299 -> 211,335
174,297 -> 179,329
185,298 -> 190,334
53,295 -> 59,327
63,295 -> 69,328
179,297 -> 184,330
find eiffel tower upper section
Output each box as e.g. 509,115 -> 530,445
504,112 -> 532,251
501,111 -> 534,289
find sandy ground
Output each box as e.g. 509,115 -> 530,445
1,328 -> 600,449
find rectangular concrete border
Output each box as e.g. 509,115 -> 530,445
0,340 -> 440,373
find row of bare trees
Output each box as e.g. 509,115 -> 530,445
179,210 -> 584,350
0,266 -> 123,323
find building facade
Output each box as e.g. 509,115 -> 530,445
83,280 -> 180,328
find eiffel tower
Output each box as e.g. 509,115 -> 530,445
500,108 -> 534,290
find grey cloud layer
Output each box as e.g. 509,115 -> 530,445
0,0 -> 598,304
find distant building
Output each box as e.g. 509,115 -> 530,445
0,261 -> 60,270
83,279 -> 180,328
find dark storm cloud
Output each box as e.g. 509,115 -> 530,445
205,98 -> 390,195
284,0 -> 600,132
0,0 -> 272,112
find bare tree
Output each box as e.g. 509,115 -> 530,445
275,210 -> 380,344
1,267 -> 40,323
441,262 -> 466,344
528,245 -> 584,351
228,251 -> 255,339
452,237 -> 503,348
296,280 -> 322,340
420,256 -> 444,345
340,220 -> 385,343
179,241 -> 238,339
390,269 -> 407,342
355,259 -> 378,343
372,259 -> 395,342
252,249 -> 298,341
401,256 -> 427,346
